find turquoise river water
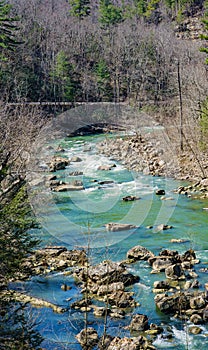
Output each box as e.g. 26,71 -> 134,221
14,134 -> 208,349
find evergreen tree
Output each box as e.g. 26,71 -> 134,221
134,0 -> 147,16
99,0 -> 123,27
52,50 -> 80,101
69,0 -> 90,18
200,9 -> 208,65
94,59 -> 112,100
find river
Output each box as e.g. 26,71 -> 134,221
16,132 -> 208,349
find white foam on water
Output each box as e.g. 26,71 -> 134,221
195,250 -> 208,259
135,282 -> 151,290
172,326 -> 195,349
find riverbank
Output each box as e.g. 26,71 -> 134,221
97,132 -> 208,199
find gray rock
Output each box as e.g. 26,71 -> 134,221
190,295 -> 206,309
97,164 -> 116,171
153,280 -> 170,291
154,292 -> 190,314
49,157 -> 70,172
155,189 -> 165,195
127,245 -> 154,261
129,314 -> 149,332
97,282 -> 124,296
151,258 -> 173,272
105,223 -> 137,231
188,326 -> 202,334
106,290 -> 136,308
70,156 -> 82,162
190,314 -> 203,324
155,224 -> 173,231
52,183 -> 84,191
76,327 -> 99,349
122,195 -> 140,201
69,171 -> 83,176
165,264 -> 184,280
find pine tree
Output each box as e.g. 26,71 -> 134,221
200,12 -> 208,65
95,59 -> 112,101
69,0 -> 90,18
99,0 -> 123,27
52,50 -> 80,101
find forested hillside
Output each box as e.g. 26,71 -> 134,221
0,0 -> 207,105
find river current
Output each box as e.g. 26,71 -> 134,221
17,134 -> 208,349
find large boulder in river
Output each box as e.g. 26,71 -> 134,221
155,189 -> 165,195
70,156 -> 82,162
52,181 -> 84,191
76,327 -> 99,349
106,290 -> 136,308
106,336 -> 156,350
155,224 -> 173,231
128,314 -> 149,332
69,171 -> 83,176
154,292 -> 191,314
105,223 -> 137,231
97,282 -> 124,296
97,164 -> 116,171
165,263 -> 185,280
49,157 -> 70,172
127,245 -> 154,262
151,258 -> 173,272
87,260 -> 139,286
74,260 -> 139,295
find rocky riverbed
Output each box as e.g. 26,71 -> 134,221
16,130 -> 208,349
5,242 -> 208,349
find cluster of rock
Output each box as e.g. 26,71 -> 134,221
1,290 -> 65,313
72,260 -> 140,317
20,246 -> 87,278
97,135 -> 178,178
74,260 -> 162,350
97,135 -> 208,191
10,242 -> 208,347
49,178 -> 84,192
76,328 -> 157,350
48,155 -> 82,172
48,156 -> 70,172
44,154 -> 86,191
175,178 -> 208,199
126,244 -> 208,334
